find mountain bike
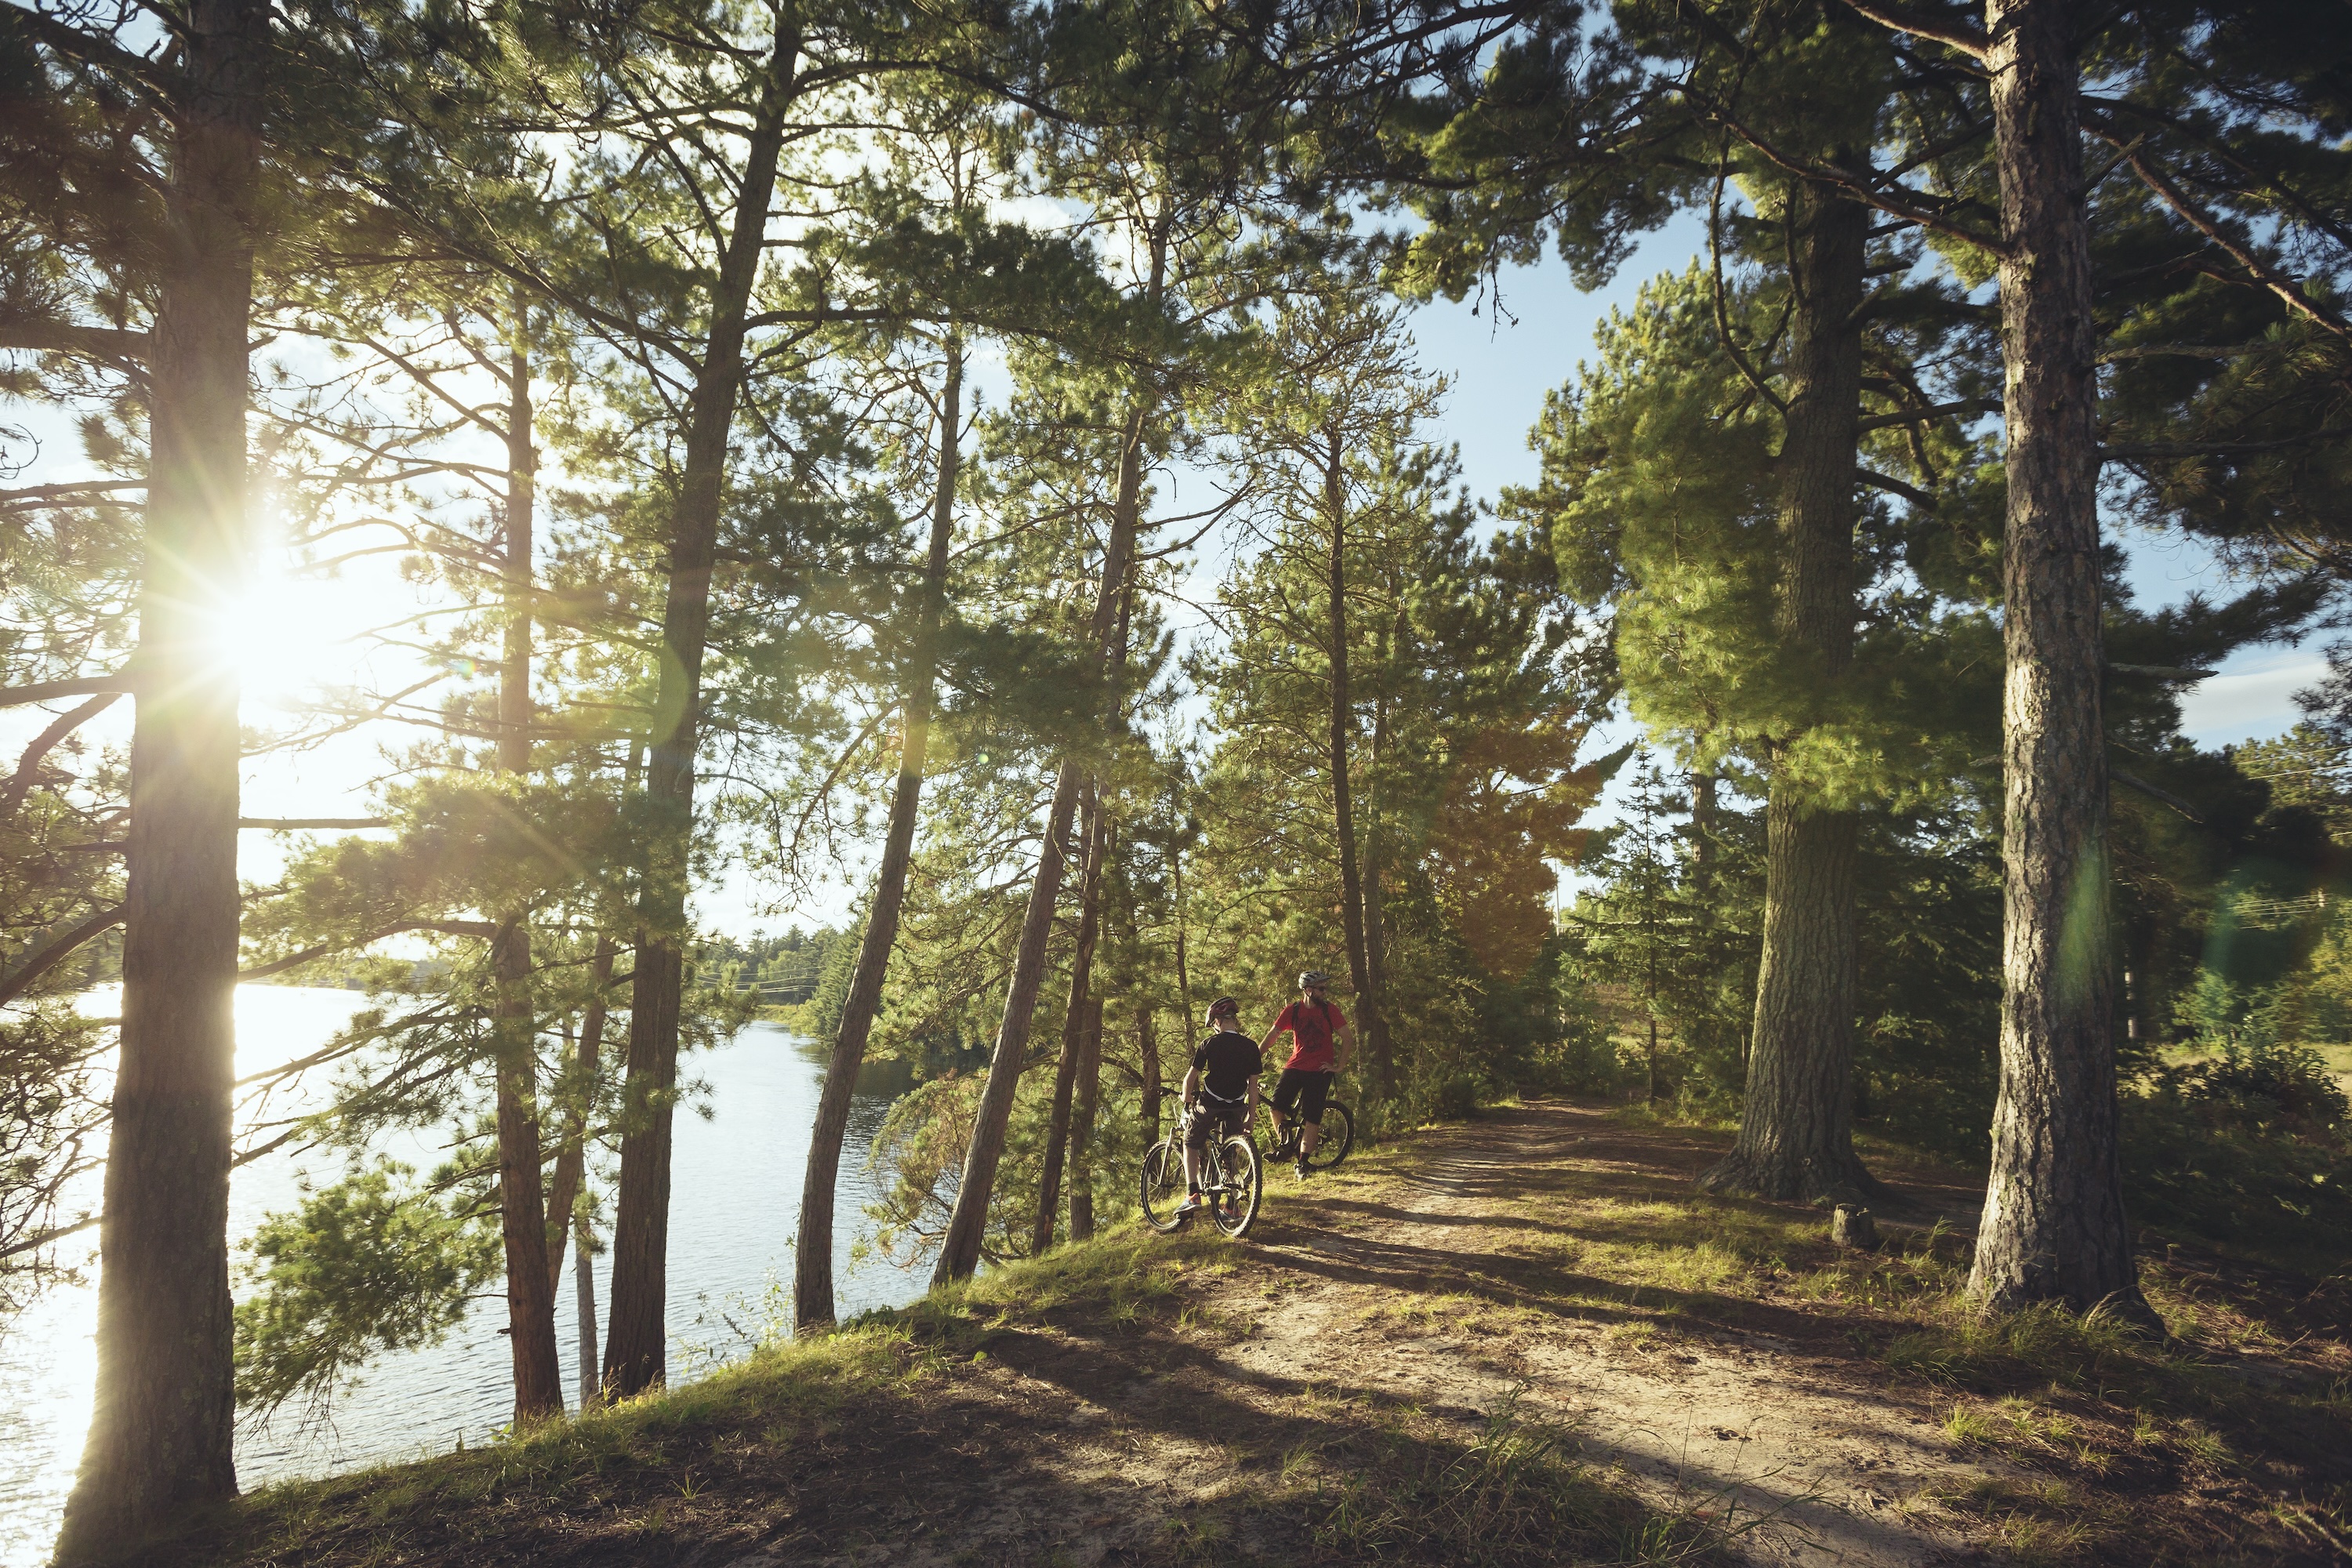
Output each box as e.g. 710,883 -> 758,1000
1140,1087 -> 1261,1238
1261,1089 -> 1354,1171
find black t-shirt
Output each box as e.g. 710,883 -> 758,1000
1192,1029 -> 1264,1102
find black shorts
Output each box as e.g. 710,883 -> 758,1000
1272,1068 -> 1332,1123
1183,1098 -> 1247,1149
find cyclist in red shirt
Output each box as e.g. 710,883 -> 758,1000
1261,971 -> 1351,1178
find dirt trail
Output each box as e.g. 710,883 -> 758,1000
160,1098 -> 2337,1567
731,1103 -> 2054,1568
1223,1103 -> 2002,1566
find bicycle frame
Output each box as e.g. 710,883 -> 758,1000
1144,1087 -> 1261,1236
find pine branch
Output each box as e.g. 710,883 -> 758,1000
1857,467 -> 1935,508
1838,0 -> 1989,60
0,674 -> 134,707
0,692 -> 121,819
0,904 -> 125,1007
2112,768 -> 2205,824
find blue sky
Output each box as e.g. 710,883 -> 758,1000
5,216 -> 2324,940
728,220 -> 2337,936
1399,217 -> 2333,759
1396,216 -> 2333,916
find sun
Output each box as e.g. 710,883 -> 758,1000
205,574 -> 332,706
206,554 -> 419,712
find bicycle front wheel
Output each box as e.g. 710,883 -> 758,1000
1210,1135 -> 1261,1238
1305,1101 -> 1354,1170
1139,1138 -> 1186,1233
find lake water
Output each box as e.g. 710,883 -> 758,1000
0,986 -> 925,1566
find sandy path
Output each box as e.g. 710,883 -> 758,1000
1225,1102 -> 2008,1566
730,1102 -> 2027,1566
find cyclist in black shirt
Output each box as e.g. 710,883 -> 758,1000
1178,996 -> 1263,1217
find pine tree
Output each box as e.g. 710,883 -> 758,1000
1509,252 -> 2001,1197
27,0 -> 275,1549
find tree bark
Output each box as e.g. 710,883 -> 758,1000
574,1206 -> 600,1410
1691,772 -> 1719,898
489,290 -> 563,1421
491,927 -> 561,1417
1139,1004 -> 1160,1142
1323,431 -> 1392,1096
932,408 -> 1150,1284
1363,681 -> 1394,1080
1700,178 -> 1878,1203
1069,988 -> 1105,1240
604,38 -> 796,1397
1171,851 -> 1193,1040
1033,792 -> 1102,1256
59,2 -> 265,1552
1970,0 -> 2154,1324
793,337 -> 962,1331
544,935 -> 615,1294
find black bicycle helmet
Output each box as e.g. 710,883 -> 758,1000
1206,996 -> 1240,1026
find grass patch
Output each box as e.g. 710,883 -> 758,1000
1878,1298 -> 2158,1395
893,1224 -> 1232,1344
1288,1391 -> 1739,1566
113,1102 -> 2352,1568
1356,1288 -> 1542,1341
1922,1474 -> 2109,1566
125,1225 -> 1243,1567
130,1322 -> 940,1566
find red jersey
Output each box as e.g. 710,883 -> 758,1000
1272,998 -> 1346,1072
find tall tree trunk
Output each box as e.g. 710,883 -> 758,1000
1036,586 -> 1126,1253
1069,987 -> 1105,1240
1071,590 -> 1130,1243
794,336 -> 962,1331
1139,1004 -> 1160,1142
491,930 -> 561,1417
1971,0 -> 2154,1324
1691,772 -> 1719,898
544,935 -> 615,1293
1033,793 -> 1102,1256
604,39 -> 796,1396
1363,682 -> 1394,1081
59,2 -> 266,1552
1171,852 -> 1193,1038
491,292 -> 562,1421
1700,180 -> 1877,1203
1322,432 -> 1392,1096
931,220 -> 1163,1286
933,407 -> 1152,1283
574,1206 -> 600,1410
932,753 -> 1079,1283
550,742 -> 633,1287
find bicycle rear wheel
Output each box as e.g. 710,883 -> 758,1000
1210,1135 -> 1261,1237
1304,1101 -> 1354,1170
1139,1138 -> 1185,1233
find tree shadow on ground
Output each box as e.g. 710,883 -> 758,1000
118,1301 -> 1747,1568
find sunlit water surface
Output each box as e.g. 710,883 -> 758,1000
0,986 -> 922,1565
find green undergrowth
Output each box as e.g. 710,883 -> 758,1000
117,1225 -> 1278,1568
131,1321 -> 942,1565
1287,1390 -> 1740,1566
891,1223 -> 1240,1345
116,1102 -> 2350,1566
1324,1103 -> 2352,1559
